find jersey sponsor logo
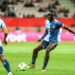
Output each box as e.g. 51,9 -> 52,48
48,29 -> 54,31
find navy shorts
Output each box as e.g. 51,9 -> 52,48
42,40 -> 57,49
0,46 -> 4,56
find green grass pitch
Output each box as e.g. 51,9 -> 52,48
0,42 -> 75,75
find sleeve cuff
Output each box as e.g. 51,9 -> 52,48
61,24 -> 64,28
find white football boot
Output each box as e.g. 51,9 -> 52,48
8,72 -> 12,75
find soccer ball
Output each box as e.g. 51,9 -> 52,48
18,62 -> 27,71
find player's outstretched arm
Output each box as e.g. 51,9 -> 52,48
2,27 -> 8,45
37,30 -> 48,42
63,25 -> 75,34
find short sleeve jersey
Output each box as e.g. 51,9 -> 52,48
45,19 -> 64,44
0,19 -> 6,46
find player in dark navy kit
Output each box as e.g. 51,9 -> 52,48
27,9 -> 75,71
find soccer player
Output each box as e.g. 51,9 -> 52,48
27,9 -> 75,71
0,18 -> 12,75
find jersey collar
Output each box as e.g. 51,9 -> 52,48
48,19 -> 55,24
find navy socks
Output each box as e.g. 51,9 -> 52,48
31,58 -> 48,70
1,59 -> 11,72
31,58 -> 36,65
42,60 -> 48,70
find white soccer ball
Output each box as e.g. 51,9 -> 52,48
18,62 -> 27,71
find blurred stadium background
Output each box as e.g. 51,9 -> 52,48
0,0 -> 75,75
0,0 -> 75,42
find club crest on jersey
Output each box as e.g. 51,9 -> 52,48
52,25 -> 55,28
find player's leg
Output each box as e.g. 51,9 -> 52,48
30,42 -> 43,66
31,39 -> 50,66
27,42 -> 43,69
0,46 -> 12,75
42,41 -> 57,70
27,40 -> 49,70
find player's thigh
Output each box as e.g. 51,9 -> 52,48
46,41 -> 57,52
42,40 -> 49,49
34,42 -> 43,51
0,46 -> 5,60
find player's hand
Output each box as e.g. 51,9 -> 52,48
3,40 -> 7,45
37,38 -> 42,42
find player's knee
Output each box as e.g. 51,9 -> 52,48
33,49 -> 38,54
46,48 -> 50,52
46,46 -> 53,52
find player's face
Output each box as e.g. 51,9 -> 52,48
48,12 -> 54,20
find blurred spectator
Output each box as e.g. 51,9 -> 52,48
27,14 -> 31,18
71,24 -> 75,28
9,6 -> 16,13
30,13 -> 35,17
72,13 -> 75,18
24,0 -> 35,7
15,25 -> 21,33
9,0 -> 17,5
48,3 -> 56,10
55,0 -> 60,6
2,0 -> 8,5
63,7 -> 69,17
38,5 -> 47,12
57,5 -> 63,13
23,13 -> 26,18
57,5 -> 63,17
4,7 -> 9,17
4,6 -> 16,17
0,11 -> 4,17
71,24 -> 75,31
56,12 -> 63,18
33,0 -> 41,3
29,0 -> 35,7
26,13 -> 35,18
0,2 -> 8,12
47,0 -> 57,10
